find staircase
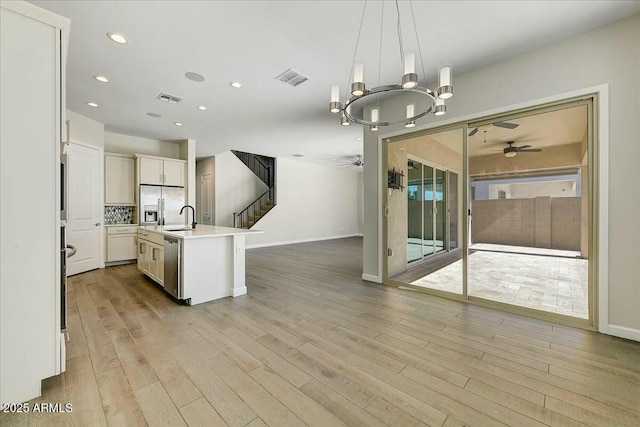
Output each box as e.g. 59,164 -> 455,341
232,150 -> 276,229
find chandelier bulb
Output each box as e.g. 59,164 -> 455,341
437,64 -> 454,100
353,63 -> 364,84
404,52 -> 415,75
370,107 -> 379,123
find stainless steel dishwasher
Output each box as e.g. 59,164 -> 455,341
164,236 -> 182,299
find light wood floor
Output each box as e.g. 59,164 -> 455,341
3,237 -> 640,426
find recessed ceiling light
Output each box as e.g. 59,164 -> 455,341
93,75 -> 109,83
230,82 -> 242,88
197,105 -> 207,111
185,72 -> 205,82
292,153 -> 304,158
86,102 -> 99,107
107,32 -> 128,44
355,137 -> 362,141
146,112 -> 162,118
174,122 -> 183,127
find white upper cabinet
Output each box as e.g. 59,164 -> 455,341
105,154 -> 135,204
139,157 -> 164,185
137,155 -> 185,187
163,159 -> 185,187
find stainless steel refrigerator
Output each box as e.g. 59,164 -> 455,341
139,185 -> 186,226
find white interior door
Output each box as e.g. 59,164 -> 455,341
67,143 -> 101,275
201,173 -> 214,225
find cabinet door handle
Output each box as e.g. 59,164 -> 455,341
139,243 -> 144,254
152,247 -> 157,261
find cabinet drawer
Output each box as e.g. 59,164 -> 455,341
147,231 -> 165,246
108,226 -> 138,235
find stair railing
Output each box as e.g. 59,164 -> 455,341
233,151 -> 271,187
233,186 -> 275,228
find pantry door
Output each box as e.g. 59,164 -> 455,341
66,142 -> 101,275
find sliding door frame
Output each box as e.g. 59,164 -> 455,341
382,123 -> 469,302
381,93 -> 600,331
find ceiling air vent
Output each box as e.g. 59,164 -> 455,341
275,68 -> 309,87
156,92 -> 183,103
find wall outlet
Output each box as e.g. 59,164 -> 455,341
387,248 -> 393,256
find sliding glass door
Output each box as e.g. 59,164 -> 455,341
384,99 -> 596,327
407,158 -> 449,265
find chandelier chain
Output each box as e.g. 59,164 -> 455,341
377,1 -> 385,88
347,1 -> 369,91
395,0 -> 405,69
409,0 -> 427,86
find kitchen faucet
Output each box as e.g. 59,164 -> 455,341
179,205 -> 197,229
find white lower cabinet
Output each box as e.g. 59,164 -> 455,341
137,230 -> 164,287
107,226 -> 138,262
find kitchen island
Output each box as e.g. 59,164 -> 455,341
137,225 -> 263,305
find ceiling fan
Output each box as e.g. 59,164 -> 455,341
336,154 -> 363,167
500,141 -> 542,158
468,121 -> 519,137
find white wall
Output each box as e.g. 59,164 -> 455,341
214,151 -> 268,228
104,131 -> 180,158
489,180 -> 577,199
363,14 -> 640,339
244,157 -> 361,247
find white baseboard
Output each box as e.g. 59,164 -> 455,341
232,286 -> 247,297
246,233 -> 362,249
606,324 -> 640,342
361,274 -> 382,283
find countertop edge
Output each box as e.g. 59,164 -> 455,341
138,225 -> 264,239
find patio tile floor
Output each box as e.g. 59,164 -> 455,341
411,249 -> 588,319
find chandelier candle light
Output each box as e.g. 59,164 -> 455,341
329,0 -> 454,130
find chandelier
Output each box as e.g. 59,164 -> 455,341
329,0 -> 454,130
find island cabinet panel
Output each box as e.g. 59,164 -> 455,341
137,229 -> 164,286
182,236 -> 235,304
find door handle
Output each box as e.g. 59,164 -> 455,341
66,244 -> 77,258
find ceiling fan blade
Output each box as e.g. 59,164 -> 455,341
494,121 -> 519,129
516,148 -> 542,152
516,145 -> 532,149
468,127 -> 479,137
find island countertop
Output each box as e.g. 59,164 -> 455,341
138,224 -> 264,240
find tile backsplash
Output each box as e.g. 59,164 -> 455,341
105,206 -> 135,224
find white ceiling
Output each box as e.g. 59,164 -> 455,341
31,1 -> 640,166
